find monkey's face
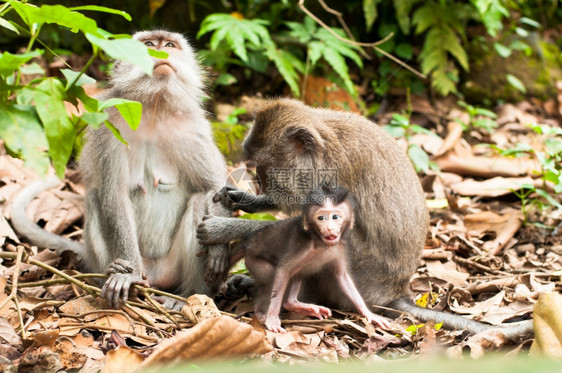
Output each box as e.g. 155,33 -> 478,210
309,201 -> 352,246
109,30 -> 204,105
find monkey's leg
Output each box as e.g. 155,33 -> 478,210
284,279 -> 332,319
213,187 -> 276,213
245,256 -> 278,329
197,216 -> 275,244
334,262 -> 391,329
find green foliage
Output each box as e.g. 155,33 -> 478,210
0,1 -> 150,178
198,12 -> 363,98
494,124 -> 562,222
212,108 -> 248,161
457,101 -> 498,133
239,212 -> 277,221
382,103 -> 439,174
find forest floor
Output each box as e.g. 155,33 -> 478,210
0,88 -> 561,371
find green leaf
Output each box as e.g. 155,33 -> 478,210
515,27 -> 529,37
0,104 -> 50,175
395,43 -> 413,59
69,5 -> 131,21
390,113 -> 410,127
0,51 -> 41,77
363,0 -> 380,32
322,47 -> 356,96
19,62 -> 45,75
394,0 -> 420,34
506,74 -> 526,93
239,213 -> 277,221
494,42 -> 512,58
535,188 -> 562,210
216,73 -> 237,85
148,49 -> 168,59
10,2 -> 98,34
382,124 -> 405,138
86,32 -> 153,75
60,69 -> 96,89
80,112 -> 108,129
0,17 -> 19,34
99,98 -> 142,130
34,79 -> 76,178
265,47 -> 303,97
104,120 -> 127,144
545,138 -> 562,156
519,17 -> 541,29
308,41 -> 325,66
408,144 -> 430,172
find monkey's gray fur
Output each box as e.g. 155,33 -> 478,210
11,30 -> 230,310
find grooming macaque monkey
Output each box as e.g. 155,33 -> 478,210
198,99 -> 533,338
231,186 -> 390,332
11,30 -> 229,309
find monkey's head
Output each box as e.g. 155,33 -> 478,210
109,30 -> 205,109
303,186 -> 355,246
245,99 -> 344,213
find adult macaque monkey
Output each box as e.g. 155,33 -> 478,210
231,186 -> 390,332
198,99 -> 533,339
11,30 -> 229,309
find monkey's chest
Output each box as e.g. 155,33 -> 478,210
127,144 -> 180,194
292,246 -> 339,276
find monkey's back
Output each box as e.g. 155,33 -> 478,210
251,99 -> 429,307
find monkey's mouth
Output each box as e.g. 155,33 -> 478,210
323,235 -> 339,244
153,61 -> 175,73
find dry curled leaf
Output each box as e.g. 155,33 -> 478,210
181,294 -> 221,324
103,346 -> 144,373
142,316 -> 272,366
530,292 -> 562,358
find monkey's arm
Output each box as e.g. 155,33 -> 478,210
94,150 -> 149,308
197,216 -> 276,244
213,186 -> 276,213
334,262 -> 391,329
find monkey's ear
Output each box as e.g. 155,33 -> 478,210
286,127 -> 315,152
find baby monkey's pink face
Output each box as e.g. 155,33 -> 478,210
312,202 -> 350,246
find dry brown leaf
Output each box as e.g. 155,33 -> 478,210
425,260 -> 469,286
0,317 -> 21,347
435,111 -> 467,156
0,215 -> 19,245
450,329 -> 510,359
464,210 -> 523,255
450,176 -> 537,197
274,330 -> 309,349
55,338 -> 88,370
496,103 -> 539,126
44,190 -> 84,234
103,346 -> 144,373
142,316 -> 272,366
361,333 -> 402,354
530,292 -> 562,358
29,329 -> 59,349
181,294 -> 221,324
59,295 -> 103,316
479,300 -> 534,325
436,151 -> 540,178
449,291 -> 504,316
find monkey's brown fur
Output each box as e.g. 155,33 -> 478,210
199,99 -> 533,338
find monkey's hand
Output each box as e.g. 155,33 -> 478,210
364,311 -> 392,330
264,315 -> 286,333
203,244 -> 228,289
102,259 -> 149,309
213,186 -> 258,211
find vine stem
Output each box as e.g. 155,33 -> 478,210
0,246 -> 27,339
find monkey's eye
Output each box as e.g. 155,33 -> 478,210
164,42 -> 176,48
332,214 -> 341,220
317,216 -> 326,221
144,41 -> 155,47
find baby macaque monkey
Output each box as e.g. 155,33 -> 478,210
231,186 -> 391,332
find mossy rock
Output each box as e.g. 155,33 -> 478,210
461,32 -> 562,103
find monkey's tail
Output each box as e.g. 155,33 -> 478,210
10,176 -> 86,257
390,296 -> 534,342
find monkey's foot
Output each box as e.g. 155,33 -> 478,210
284,302 -> 332,319
224,274 -> 256,300
364,311 -> 392,330
264,315 -> 286,333
196,216 -> 233,244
